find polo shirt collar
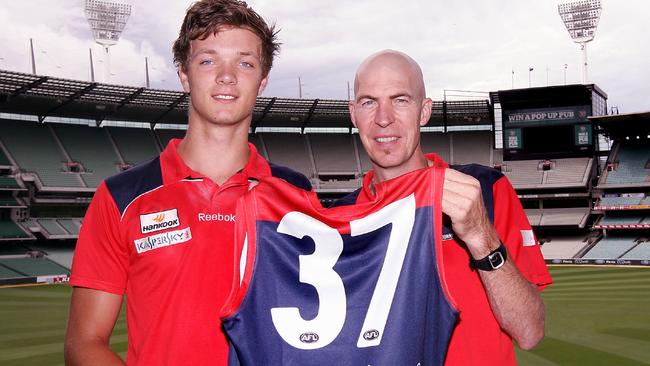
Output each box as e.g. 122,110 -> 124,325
160,138 -> 271,185
359,152 -> 448,201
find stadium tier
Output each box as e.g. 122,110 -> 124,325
539,235 -> 590,259
53,124 -> 121,188
0,257 -> 70,277
0,175 -> 21,189
581,236 -> 640,260
260,133 -> 314,178
501,158 -> 592,189
596,195 -> 646,209
108,127 -> 161,166
308,134 -> 359,175
0,220 -> 32,239
156,129 -> 186,148
0,119 -> 83,188
605,144 -> 650,184
525,208 -> 590,228
620,242 -> 650,260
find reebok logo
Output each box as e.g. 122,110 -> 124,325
140,209 -> 180,234
134,227 -> 192,254
197,213 -> 236,222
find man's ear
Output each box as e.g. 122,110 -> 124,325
348,101 -> 358,128
419,98 -> 432,126
178,65 -> 191,94
258,74 -> 269,95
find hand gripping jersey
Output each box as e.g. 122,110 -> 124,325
222,165 -> 458,366
333,154 -> 553,366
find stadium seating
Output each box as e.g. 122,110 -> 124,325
0,265 -> 24,279
0,120 -> 83,188
598,214 -> 644,226
0,220 -> 31,239
598,196 -> 645,208
524,209 -> 542,226
0,196 -> 23,207
156,129 -> 186,148
502,160 -> 544,187
621,242 -> 650,260
582,236 -> 639,259
108,127 -> 160,166
308,134 -> 358,175
260,133 -> 314,178
57,218 -> 81,235
606,144 -> 650,184
539,208 -> 590,227
420,133 -> 451,162
539,235 -> 590,259
0,257 -> 70,276
53,124 -> 121,187
0,175 -> 20,189
545,157 -> 591,184
354,134 -> 373,173
449,131 -> 493,166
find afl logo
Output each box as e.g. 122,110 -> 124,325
299,332 -> 319,344
363,329 -> 380,341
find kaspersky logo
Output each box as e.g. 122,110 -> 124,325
140,209 -> 180,234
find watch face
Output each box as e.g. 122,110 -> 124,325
488,252 -> 505,269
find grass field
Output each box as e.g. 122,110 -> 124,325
0,266 -> 649,365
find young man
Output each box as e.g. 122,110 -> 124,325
340,50 -> 552,365
64,1 -> 308,365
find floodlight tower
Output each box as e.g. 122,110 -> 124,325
85,0 -> 132,83
558,0 -> 602,84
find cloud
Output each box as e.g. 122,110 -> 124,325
1,0 -> 648,112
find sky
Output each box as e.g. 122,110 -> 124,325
0,0 -> 648,113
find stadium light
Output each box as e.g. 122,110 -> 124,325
558,0 -> 602,84
85,0 -> 132,82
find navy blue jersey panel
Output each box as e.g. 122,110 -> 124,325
105,156 -> 162,216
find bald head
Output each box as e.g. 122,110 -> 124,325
354,50 -> 426,100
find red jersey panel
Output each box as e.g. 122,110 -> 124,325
70,139 -> 310,365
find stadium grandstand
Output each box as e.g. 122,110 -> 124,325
1,68 -> 649,285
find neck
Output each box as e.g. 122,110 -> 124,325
371,152 -> 429,186
177,120 -> 250,185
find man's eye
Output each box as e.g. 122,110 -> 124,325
199,59 -> 214,65
361,100 -> 376,108
240,61 -> 254,68
394,98 -> 410,106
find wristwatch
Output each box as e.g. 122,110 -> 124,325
470,242 -> 508,271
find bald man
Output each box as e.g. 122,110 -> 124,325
338,50 -> 552,365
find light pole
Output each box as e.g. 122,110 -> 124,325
558,0 -> 602,84
528,67 -> 533,87
85,0 -> 132,83
563,64 -> 568,84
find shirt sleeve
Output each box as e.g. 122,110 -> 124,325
492,175 -> 553,289
69,181 -> 129,295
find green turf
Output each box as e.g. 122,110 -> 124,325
0,284 -> 126,366
516,266 -> 650,366
0,267 -> 649,365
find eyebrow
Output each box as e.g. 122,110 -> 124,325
356,92 -> 412,102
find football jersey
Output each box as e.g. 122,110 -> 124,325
333,153 -> 553,366
222,165 -> 458,366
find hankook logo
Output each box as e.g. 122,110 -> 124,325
140,209 -> 180,234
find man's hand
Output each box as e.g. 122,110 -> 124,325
440,167 -> 545,350
442,168 -> 500,259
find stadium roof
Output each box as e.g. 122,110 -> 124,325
590,111 -> 650,139
0,69 -> 493,131
490,84 -> 607,109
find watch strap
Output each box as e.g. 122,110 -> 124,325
470,242 -> 508,271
